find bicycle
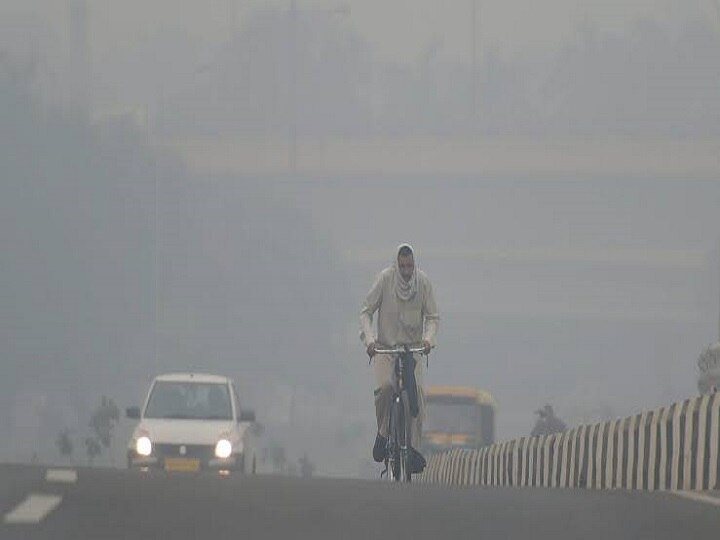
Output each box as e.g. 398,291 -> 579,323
372,345 -> 427,483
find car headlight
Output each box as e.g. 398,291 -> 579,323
136,436 -> 152,456
215,439 -> 232,459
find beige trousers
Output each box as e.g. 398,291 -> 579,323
373,353 -> 425,448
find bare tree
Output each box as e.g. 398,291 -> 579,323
298,453 -> 315,478
84,395 -> 120,466
55,428 -> 74,463
85,437 -> 101,466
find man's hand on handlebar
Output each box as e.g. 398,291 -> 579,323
366,342 -> 377,358
422,340 -> 432,355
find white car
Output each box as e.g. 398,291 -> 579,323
126,372 -> 257,474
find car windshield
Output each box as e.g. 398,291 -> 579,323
144,381 -> 232,420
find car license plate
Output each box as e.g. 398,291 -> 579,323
164,458 -> 200,472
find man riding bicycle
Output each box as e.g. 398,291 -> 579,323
360,243 -> 439,473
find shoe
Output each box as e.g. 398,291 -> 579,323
409,447 -> 426,474
373,433 -> 387,462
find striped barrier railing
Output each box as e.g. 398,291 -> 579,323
417,393 -> 720,490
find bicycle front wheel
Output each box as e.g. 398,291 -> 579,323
391,393 -> 411,482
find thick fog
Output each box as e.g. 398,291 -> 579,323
1,1 -> 719,476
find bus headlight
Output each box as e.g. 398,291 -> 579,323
136,436 -> 152,456
215,439 -> 232,459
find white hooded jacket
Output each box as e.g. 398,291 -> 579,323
359,245 -> 439,348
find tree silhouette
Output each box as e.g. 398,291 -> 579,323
298,453 -> 315,478
89,396 -> 120,449
55,429 -> 74,461
85,437 -> 102,466
83,395 -> 120,466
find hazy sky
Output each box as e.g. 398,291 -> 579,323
2,0 -> 717,63
2,0 -> 720,475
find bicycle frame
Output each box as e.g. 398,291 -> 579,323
374,345 -> 425,482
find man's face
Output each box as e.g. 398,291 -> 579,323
397,254 -> 415,282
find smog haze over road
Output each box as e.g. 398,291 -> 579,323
1,0 -> 719,478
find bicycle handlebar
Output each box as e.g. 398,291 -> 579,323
373,346 -> 427,355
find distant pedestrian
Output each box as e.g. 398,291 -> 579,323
531,404 -> 567,437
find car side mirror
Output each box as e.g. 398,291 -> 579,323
239,409 -> 255,423
126,406 -> 141,419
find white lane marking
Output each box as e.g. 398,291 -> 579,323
4,494 -> 63,524
672,491 -> 720,508
45,469 -> 77,484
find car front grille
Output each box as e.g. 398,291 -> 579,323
153,443 -> 214,460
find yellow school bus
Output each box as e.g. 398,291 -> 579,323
421,385 -> 496,454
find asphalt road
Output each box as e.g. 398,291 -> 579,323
2,463 -> 719,540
